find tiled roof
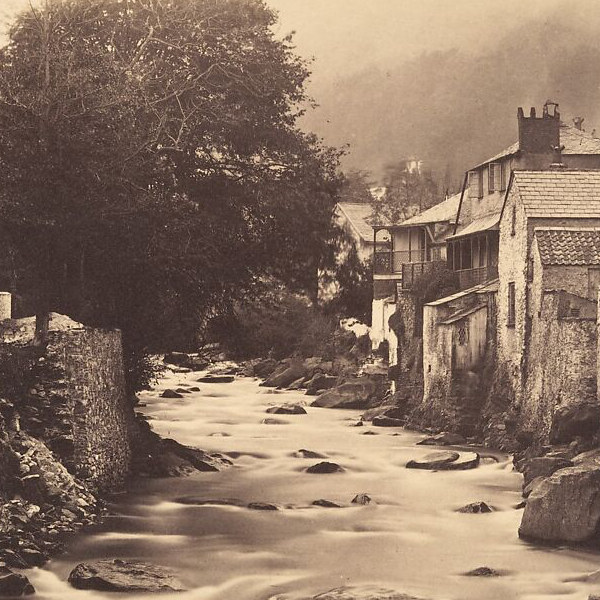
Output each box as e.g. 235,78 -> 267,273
535,228 -> 600,266
472,124 -> 600,170
336,203 -> 390,241
513,170 -> 600,218
448,211 -> 501,240
400,192 -> 461,226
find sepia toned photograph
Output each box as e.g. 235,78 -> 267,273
1,0 -> 600,599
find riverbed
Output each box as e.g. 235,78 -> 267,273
25,369 -> 600,600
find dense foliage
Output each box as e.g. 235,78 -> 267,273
0,0 -> 342,388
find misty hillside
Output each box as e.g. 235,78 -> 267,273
301,11 -> 600,190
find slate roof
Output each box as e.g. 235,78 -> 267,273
448,211 -> 501,240
535,228 -> 600,266
400,192 -> 461,226
513,170 -> 600,218
473,123 -> 600,170
336,203 -> 390,242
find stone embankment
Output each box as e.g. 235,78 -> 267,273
0,317 -> 235,596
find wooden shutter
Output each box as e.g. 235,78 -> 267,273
468,170 -> 483,199
489,163 -> 499,192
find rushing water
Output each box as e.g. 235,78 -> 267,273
24,368 -> 600,600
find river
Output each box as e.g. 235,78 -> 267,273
22,367 -> 600,600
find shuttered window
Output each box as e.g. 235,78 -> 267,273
508,282 -> 516,327
468,170 -> 483,199
499,161 -> 507,191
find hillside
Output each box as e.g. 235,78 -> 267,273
301,10 -> 600,190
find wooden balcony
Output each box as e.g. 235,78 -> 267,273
457,265 -> 498,290
373,249 -> 427,275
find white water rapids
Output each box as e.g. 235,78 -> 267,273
23,368 -> 600,600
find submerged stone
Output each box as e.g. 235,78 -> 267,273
312,499 -> 342,508
161,389 -> 184,399
292,449 -> 326,459
406,451 -> 480,471
197,375 -> 234,383
306,461 -> 344,474
310,585 -> 431,600
463,566 -> 504,577
247,502 -> 278,510
456,501 -> 493,513
266,404 -> 307,415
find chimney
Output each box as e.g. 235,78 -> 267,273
0,292 -> 11,321
517,101 -> 560,154
573,116 -> 585,131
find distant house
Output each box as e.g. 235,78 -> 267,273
335,202 -> 389,263
370,192 -> 460,353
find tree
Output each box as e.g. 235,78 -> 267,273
371,161 -> 439,224
0,0 -> 342,387
338,169 -> 374,204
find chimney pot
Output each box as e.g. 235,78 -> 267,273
530,107 -> 536,118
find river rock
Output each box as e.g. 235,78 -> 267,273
463,566 -> 503,577
163,352 -> 190,366
253,358 -> 279,378
68,559 -> 186,592
351,493 -> 372,505
306,461 -> 344,474
456,501 -> 493,513
522,456 -> 573,488
312,499 -> 341,508
197,375 -> 234,384
311,378 -> 377,409
175,388 -> 191,394
310,585 -> 431,600
262,418 -> 287,425
417,432 -> 466,446
161,389 -> 184,399
549,402 -> 600,444
372,415 -> 404,427
247,502 -> 278,510
175,497 -> 244,506
0,570 -> 35,596
305,374 -> 338,395
266,404 -> 307,415
292,449 -> 326,459
262,361 -> 306,388
406,451 -> 480,471
519,463 -> 600,543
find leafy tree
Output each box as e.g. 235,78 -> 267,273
338,169 -> 374,204
0,0 -> 341,388
371,161 -> 439,224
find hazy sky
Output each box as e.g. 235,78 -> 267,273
267,0 -> 564,90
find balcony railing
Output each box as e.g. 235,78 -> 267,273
373,249 -> 427,275
457,265 -> 498,290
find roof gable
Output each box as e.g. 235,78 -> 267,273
337,202 -> 389,241
400,192 -> 461,226
512,170 -> 600,218
535,228 -> 600,266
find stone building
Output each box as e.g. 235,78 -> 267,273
496,172 -> 600,437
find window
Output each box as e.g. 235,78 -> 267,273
511,205 -> 517,236
488,163 -> 500,193
499,161 -> 507,191
468,170 -> 483,199
508,282 -> 516,327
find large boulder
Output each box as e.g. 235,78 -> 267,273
262,360 -> 306,388
68,559 -> 185,593
311,378 -> 377,409
519,464 -> 600,543
253,359 -> 279,378
549,402 -> 600,444
305,374 -> 338,395
0,570 -> 35,596
522,456 -> 573,488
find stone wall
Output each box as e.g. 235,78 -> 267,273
522,291 -> 597,439
1,314 -> 133,493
